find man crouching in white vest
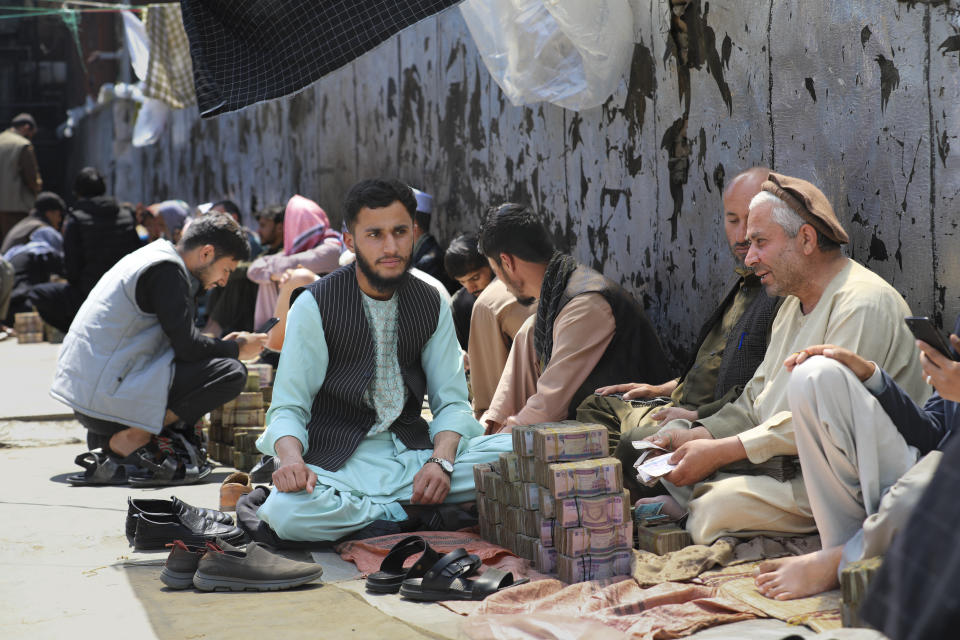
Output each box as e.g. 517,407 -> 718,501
51,211 -> 268,486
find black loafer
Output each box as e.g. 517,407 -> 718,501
126,496 -> 234,537
133,508 -> 247,550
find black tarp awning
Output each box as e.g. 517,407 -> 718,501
180,0 -> 462,117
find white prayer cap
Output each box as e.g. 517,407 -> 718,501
410,187 -> 433,215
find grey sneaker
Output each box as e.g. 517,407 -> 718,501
192,542 -> 323,592
160,538 -> 244,589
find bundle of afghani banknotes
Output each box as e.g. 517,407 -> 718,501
475,421 -> 635,582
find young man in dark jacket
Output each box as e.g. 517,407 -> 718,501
29,167 -> 142,331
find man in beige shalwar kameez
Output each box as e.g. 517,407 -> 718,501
646,173 -> 928,545
467,277 -> 536,419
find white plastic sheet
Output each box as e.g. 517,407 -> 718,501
132,97 -> 170,147
121,10 -> 150,82
460,0 -> 634,111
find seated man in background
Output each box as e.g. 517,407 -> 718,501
478,203 -> 672,443
643,172 -> 927,545
1,191 -> 65,254
50,212 -> 267,486
247,195 -> 343,350
30,167 -> 142,332
211,198 -> 262,259
254,179 -> 512,542
578,167 -> 779,491
204,204 -> 286,336
754,323 -> 959,600
468,263 -> 537,421
443,233 -> 494,350
2,226 -> 64,325
151,200 -> 190,244
410,188 -> 456,293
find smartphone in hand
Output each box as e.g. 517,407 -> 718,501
905,316 -> 956,360
255,317 -> 280,334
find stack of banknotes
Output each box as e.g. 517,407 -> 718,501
474,421 -> 634,582
557,549 -> 633,583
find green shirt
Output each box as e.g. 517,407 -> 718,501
671,271 -> 763,417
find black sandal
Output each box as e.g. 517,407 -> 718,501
400,547 -> 525,601
129,433 -> 213,487
67,447 -> 152,486
365,535 -> 444,594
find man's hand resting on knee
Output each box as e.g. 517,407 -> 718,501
273,436 -> 317,493
411,463 -> 451,505
784,344 -> 875,380
411,430 -> 459,504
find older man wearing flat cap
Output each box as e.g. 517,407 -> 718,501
639,171 -> 928,548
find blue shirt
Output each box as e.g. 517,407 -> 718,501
867,314 -> 960,453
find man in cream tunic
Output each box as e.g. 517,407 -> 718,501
646,173 -> 928,545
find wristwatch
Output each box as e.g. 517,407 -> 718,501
426,457 -> 454,475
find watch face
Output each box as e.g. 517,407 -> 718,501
441,459 -> 454,473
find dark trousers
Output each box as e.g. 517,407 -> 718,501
79,357 -> 246,449
28,281 -> 86,333
861,433 -> 960,639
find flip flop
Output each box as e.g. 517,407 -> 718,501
400,548 -> 527,601
67,448 -> 150,486
365,535 -> 444,594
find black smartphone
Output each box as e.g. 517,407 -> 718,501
905,316 -> 956,360
255,317 -> 280,334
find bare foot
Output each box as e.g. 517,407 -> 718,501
635,495 -> 686,521
754,547 -> 843,600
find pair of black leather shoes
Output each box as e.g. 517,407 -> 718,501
127,496 -> 247,550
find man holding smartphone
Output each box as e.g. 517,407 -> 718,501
751,314 -> 959,603
51,212 -> 268,486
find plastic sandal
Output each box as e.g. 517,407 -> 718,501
397,547 -> 499,601
365,535 -> 444,594
400,559 -> 529,602
129,433 -> 213,487
67,447 -> 152,486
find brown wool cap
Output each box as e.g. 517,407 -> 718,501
761,172 -> 849,244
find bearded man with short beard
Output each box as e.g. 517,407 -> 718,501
254,179 -> 512,543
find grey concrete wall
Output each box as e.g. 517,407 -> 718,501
72,1 -> 960,367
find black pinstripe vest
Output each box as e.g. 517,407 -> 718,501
295,264 -> 440,471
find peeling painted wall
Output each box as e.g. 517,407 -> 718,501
72,1 -> 960,368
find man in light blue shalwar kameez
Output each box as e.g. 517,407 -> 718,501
255,179 -> 512,542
